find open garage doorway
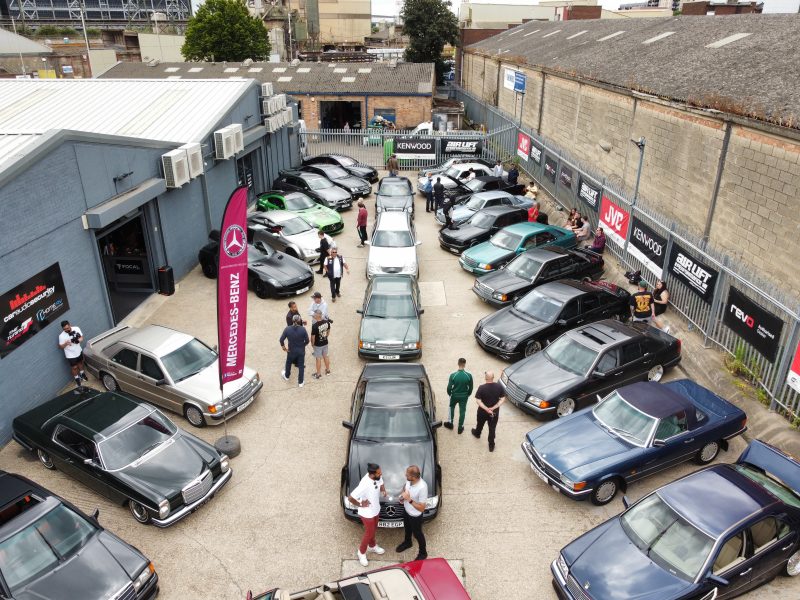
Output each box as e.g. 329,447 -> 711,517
320,100 -> 362,129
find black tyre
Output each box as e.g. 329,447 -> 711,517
591,478 -> 620,506
128,500 -> 151,524
556,398 -> 576,418
184,404 -> 206,428
695,441 -> 720,465
38,449 -> 55,470
524,340 -> 542,357
254,279 -> 270,299
202,260 -> 217,279
101,372 -> 119,392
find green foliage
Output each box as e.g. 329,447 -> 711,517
35,25 -> 60,37
86,28 -> 102,37
401,0 -> 459,84
58,27 -> 78,36
182,0 -> 271,62
724,342 -> 751,379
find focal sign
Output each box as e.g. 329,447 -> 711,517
598,195 -> 630,248
394,137 -> 435,160
628,217 -> 667,279
667,243 -> 718,303
723,287 -> 783,362
440,138 -> 483,156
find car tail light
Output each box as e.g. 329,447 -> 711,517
676,338 -> 682,353
741,417 -> 748,429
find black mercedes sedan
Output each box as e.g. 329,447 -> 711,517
341,364 -> 442,527
376,176 -> 415,217
300,164 -> 372,198
475,280 -> 631,361
198,230 -> 314,299
12,389 -> 232,527
438,205 -> 528,255
0,471 -> 159,600
303,153 -> 378,183
472,246 -> 605,308
273,170 -> 353,211
501,319 -> 681,418
447,175 -> 526,202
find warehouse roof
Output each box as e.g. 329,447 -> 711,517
468,13 -> 800,127
101,61 -> 435,95
0,28 -> 52,56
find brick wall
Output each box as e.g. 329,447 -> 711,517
497,63 -> 542,129
298,94 -> 431,129
540,77 -> 581,151
566,6 -> 602,19
681,1 -> 710,15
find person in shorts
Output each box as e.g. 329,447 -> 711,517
310,309 -> 332,379
58,320 -> 88,389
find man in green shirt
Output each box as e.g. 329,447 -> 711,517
444,358 -> 474,434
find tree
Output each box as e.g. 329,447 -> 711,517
182,0 -> 270,62
401,0 -> 459,84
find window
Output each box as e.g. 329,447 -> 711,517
523,235 -> 540,250
500,196 -> 513,205
535,232 -> 556,245
111,348 -> 138,370
749,517 -> 789,554
54,427 -> 98,462
655,413 -> 688,440
713,532 -> 745,574
373,108 -> 395,122
582,294 -> 600,313
596,349 -> 619,373
620,342 -> 643,365
560,300 -> 580,320
485,198 -> 500,207
140,355 -> 163,381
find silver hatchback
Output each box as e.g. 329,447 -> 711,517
83,324 -> 262,427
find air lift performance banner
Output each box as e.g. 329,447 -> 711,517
722,287 -> 783,363
667,242 -> 718,303
395,137 -> 436,160
217,187 -> 249,387
628,216 -> 667,279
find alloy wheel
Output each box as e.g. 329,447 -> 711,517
697,441 -> 720,464
524,341 -> 542,357
592,479 -> 618,506
101,373 -> 118,392
128,500 -> 151,524
556,398 -> 575,418
787,550 -> 800,577
184,405 -> 206,428
647,364 -> 664,382
38,449 -> 55,470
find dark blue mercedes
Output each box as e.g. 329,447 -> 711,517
552,440 -> 800,600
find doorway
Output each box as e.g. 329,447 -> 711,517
237,150 -> 262,205
320,100 -> 362,129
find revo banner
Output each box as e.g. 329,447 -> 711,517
516,132 -> 531,161
722,287 -> 784,362
577,176 -> 601,211
628,216 -> 667,279
439,138 -> 483,156
395,137 -> 435,160
667,242 -> 718,303
598,194 -> 630,248
217,187 -> 249,387
1,262 -> 70,359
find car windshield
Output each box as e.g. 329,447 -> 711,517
99,410 -> 178,470
732,464 -> 800,509
307,177 -> 333,190
514,289 -> 564,322
469,212 -> 494,229
161,338 -> 217,382
444,167 -> 461,178
334,156 -> 356,166
379,183 -> 411,196
373,230 -> 413,247
465,196 -> 488,210
465,178 -> 484,191
0,504 -> 96,592
249,242 -> 272,261
593,391 -> 657,446
543,334 -> 598,376
284,194 -> 316,210
355,406 -> 429,441
506,254 -> 544,280
366,294 -> 416,318
280,217 -> 313,236
324,166 -> 349,179
621,494 -> 715,581
490,230 -> 522,251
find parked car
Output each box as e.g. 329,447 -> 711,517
446,175 -> 526,202
471,246 -> 606,308
300,163 -> 372,198
501,319 -> 681,418
198,230 -> 314,299
459,222 -> 576,276
439,205 -> 528,254
475,280 -> 630,361
418,162 -> 493,194
247,211 -> 322,264
418,157 -> 494,179
523,379 -> 747,505
247,558 -> 470,600
552,440 -> 800,600
303,153 -> 378,183
255,190 -> 344,235
366,211 -> 421,279
0,471 -> 159,599
341,364 -> 442,526
273,170 -> 352,211
12,389 -> 232,526
435,190 -> 532,226
83,324 -> 262,427
376,176 -> 415,216
358,275 -> 423,361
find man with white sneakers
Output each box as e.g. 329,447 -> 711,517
346,462 -> 387,566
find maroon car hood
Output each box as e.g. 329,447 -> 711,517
401,559 -> 471,600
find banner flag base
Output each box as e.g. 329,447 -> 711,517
214,434 -> 241,458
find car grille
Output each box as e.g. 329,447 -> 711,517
281,275 -> 314,293
323,222 -> 344,234
462,255 -> 478,268
182,470 -> 213,505
112,584 -> 136,600
226,379 -> 257,408
379,503 -> 406,519
474,280 -> 493,296
504,377 -> 528,406
479,329 -> 501,348
381,266 -> 403,274
525,442 -> 561,481
566,575 -> 592,600
375,342 -> 403,352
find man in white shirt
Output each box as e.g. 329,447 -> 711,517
346,463 -> 387,566
492,160 -> 503,178
466,168 -> 476,181
322,247 -> 350,302
396,465 -> 428,560
308,292 -> 330,320
58,320 -> 88,389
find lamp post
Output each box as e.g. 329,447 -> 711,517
622,136 -> 646,255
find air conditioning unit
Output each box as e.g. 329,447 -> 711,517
180,142 -> 203,178
162,148 -> 190,188
282,107 -> 294,125
224,123 -> 244,153
264,115 -> 281,133
261,82 -> 273,97
274,94 -> 287,110
214,128 -> 236,160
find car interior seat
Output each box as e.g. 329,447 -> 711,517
751,518 -> 778,553
714,534 -> 745,574
369,581 -> 388,599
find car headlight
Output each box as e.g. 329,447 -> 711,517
559,476 -> 586,491
478,263 -> 494,270
501,340 -> 517,351
253,372 -> 260,384
527,395 -> 548,408
360,341 -> 376,349
343,496 -> 358,510
492,292 -> 508,301
556,554 -> 568,580
404,263 -> 418,272
266,277 -> 280,285
403,342 -> 420,350
208,402 -> 224,414
376,206 -> 384,213
132,563 -> 155,592
405,206 -> 412,212
425,495 -> 439,509
220,454 -> 230,473
158,499 -> 170,519
500,370 -> 508,384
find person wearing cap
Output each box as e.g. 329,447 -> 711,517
630,280 -> 656,324
279,314 -> 309,387
310,309 -> 332,379
308,292 -> 330,320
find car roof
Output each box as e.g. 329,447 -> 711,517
566,319 -> 638,350
450,162 -> 488,170
249,210 -> 300,224
360,363 -> 427,381
364,379 -> 423,408
370,275 -> 414,294
0,472 -> 42,508
117,324 -> 195,358
617,381 -> 694,419
533,280 -> 591,301
473,175 -> 501,183
375,211 -> 412,230
307,164 -> 341,172
503,222 -> 559,234
519,246 -> 570,261
478,205 -> 526,217
470,190 -> 514,200
61,392 -> 154,441
380,176 -> 412,185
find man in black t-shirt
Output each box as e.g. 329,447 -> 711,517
629,280 -> 655,323
471,370 -> 507,452
310,309 -> 332,379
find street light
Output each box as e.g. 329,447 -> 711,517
631,136 -> 646,206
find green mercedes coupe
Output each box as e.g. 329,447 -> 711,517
256,190 -> 344,235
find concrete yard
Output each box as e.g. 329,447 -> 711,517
1,183 -> 796,600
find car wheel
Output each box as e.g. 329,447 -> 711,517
101,372 -> 119,392
469,240 -> 479,247
254,279 -> 270,299
38,449 -> 55,470
128,500 -> 151,524
582,276 -> 592,283
695,441 -> 720,465
785,549 -> 800,577
184,404 -> 206,428
524,340 -> 542,357
556,398 -> 576,418
647,364 -> 664,382
202,261 -> 217,279
591,478 -> 620,506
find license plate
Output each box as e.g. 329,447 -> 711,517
535,469 -> 548,484
378,520 -> 404,528
480,295 -> 489,303
379,354 -> 400,360
237,396 -> 255,413
551,484 -> 560,493
449,247 -> 460,255
296,286 -> 309,295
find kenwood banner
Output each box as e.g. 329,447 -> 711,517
517,132 -> 531,161
1,262 -> 70,359
217,187 -> 249,387
395,137 -> 435,160
629,217 -> 667,279
598,194 -> 630,248
667,242 -> 718,302
543,155 -> 558,184
577,176 -> 601,211
529,139 -> 542,165
559,165 -> 573,190
723,287 -> 784,362
440,138 -> 483,156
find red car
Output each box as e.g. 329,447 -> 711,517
246,558 -> 470,600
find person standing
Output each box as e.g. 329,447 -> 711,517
422,173 -> 434,213
444,358 -> 473,434
316,230 -> 331,274
630,280 -> 656,324
356,201 -> 368,247
492,160 -> 503,178
279,314 -> 309,387
346,463 -> 387,567
508,163 -> 519,185
441,197 -> 454,230
285,301 -> 307,327
310,309 -> 332,379
308,291 -> 330,320
527,200 -> 540,223
471,371 -> 506,452
58,320 -> 88,389
387,154 -> 399,177
433,177 -> 445,212
396,465 -> 428,561
322,247 -> 350,301
466,168 -> 476,181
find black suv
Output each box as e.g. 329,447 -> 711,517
273,170 -> 353,211
447,175 -> 526,201
473,246 -> 605,308
439,205 -> 528,255
303,153 -> 378,183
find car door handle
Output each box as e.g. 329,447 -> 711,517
683,438 -> 695,443
782,544 -> 794,551
738,568 -> 752,576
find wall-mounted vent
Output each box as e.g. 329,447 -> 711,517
180,142 -> 203,178
162,148 -> 189,188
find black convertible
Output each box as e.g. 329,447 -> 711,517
438,205 -> 528,255
12,389 -> 232,527
447,175 -> 525,201
341,364 -> 442,527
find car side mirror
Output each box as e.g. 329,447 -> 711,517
416,241 -> 423,246
213,345 -> 218,352
419,309 -> 425,315
622,495 -> 630,509
556,319 -> 567,326
431,420 -> 443,429
84,458 -> 95,465
341,420 -> 354,429
356,309 -> 363,314
91,508 -> 100,521
155,378 -> 166,386
364,241 -> 371,246
593,370 -> 608,379
653,439 -> 666,447
707,575 -> 729,587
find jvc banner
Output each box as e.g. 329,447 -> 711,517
517,132 -> 531,161
543,155 -> 557,184
667,242 -> 718,303
1,262 -> 70,359
395,137 -> 435,160
577,176 -> 601,211
628,217 -> 667,279
217,187 -> 249,387
598,195 -> 630,248
723,287 -> 784,362
439,138 -> 483,156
